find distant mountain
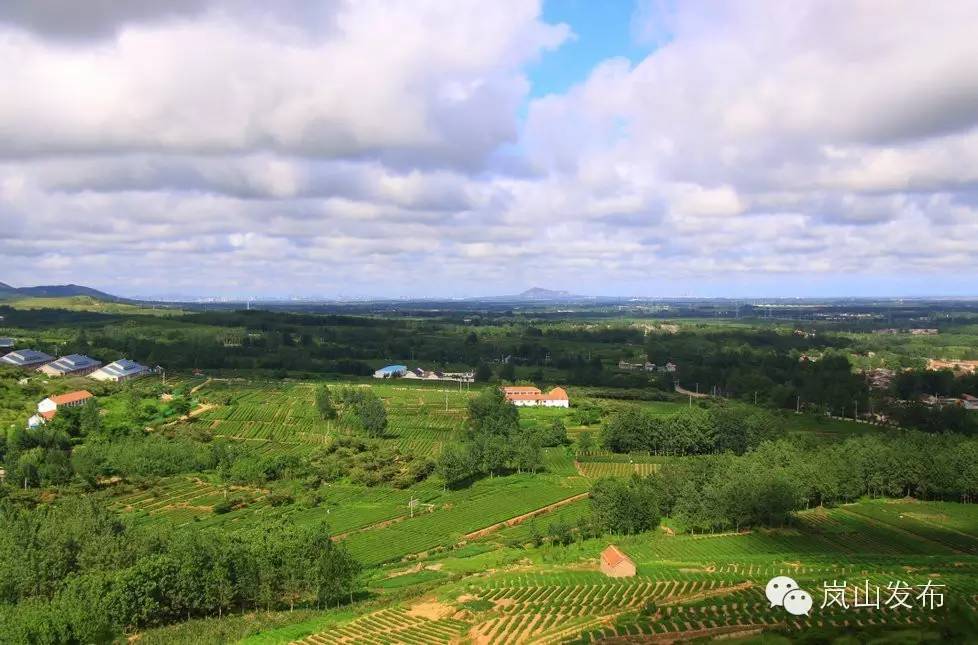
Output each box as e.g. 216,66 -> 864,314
516,287 -> 577,300
0,282 -> 122,301
468,287 -> 587,303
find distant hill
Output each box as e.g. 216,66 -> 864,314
0,282 -> 122,302
516,287 -> 577,300
470,287 -> 586,302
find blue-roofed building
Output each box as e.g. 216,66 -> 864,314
39,354 -> 102,377
373,364 -> 408,379
89,358 -> 152,382
1,349 -> 54,368
0,337 -> 14,349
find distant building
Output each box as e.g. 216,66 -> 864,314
962,394 -> 978,411
373,364 -> 408,379
600,545 -> 636,578
910,329 -> 939,335
1,349 -> 54,368
38,354 -> 102,377
502,385 -> 570,408
0,337 -> 14,349
90,359 -> 152,382
401,367 -> 475,383
34,390 -> 94,425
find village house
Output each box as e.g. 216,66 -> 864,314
0,337 -> 14,349
38,354 -> 102,377
1,349 -> 54,368
600,545 -> 636,578
502,385 -> 570,408
29,390 -> 94,427
89,359 -> 152,382
402,367 -> 475,383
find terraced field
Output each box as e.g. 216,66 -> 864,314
278,499 -> 978,645
192,380 -> 471,455
342,474 -> 589,566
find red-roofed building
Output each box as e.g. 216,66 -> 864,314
600,545 -> 636,578
36,390 -> 94,420
502,386 -> 569,408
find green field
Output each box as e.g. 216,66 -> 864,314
242,498 -> 978,645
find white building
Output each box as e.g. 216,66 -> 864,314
38,354 -> 102,377
502,386 -> 570,408
90,359 -> 152,382
32,390 -> 94,426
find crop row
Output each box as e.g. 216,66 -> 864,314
295,608 -> 467,645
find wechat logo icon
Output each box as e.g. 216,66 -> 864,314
766,576 -> 813,616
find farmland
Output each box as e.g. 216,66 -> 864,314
4,297 -> 978,643
261,498 -> 978,645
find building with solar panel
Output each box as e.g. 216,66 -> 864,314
38,354 -> 103,377
1,349 -> 54,368
89,358 -> 152,382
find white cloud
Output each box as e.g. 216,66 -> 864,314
1,1 -> 977,298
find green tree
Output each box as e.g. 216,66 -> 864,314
358,396 -> 387,438
316,385 -> 337,420
474,363 -> 493,382
577,430 -> 595,454
498,362 -> 516,382
435,443 -> 473,489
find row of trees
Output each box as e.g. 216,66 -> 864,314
589,432 -> 978,535
891,368 -> 978,400
601,404 -> 780,455
643,330 -> 869,414
0,498 -> 360,643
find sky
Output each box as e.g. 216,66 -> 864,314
1,0 -> 978,300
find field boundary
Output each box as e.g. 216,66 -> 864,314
463,492 -> 590,542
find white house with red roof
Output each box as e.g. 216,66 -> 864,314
502,385 -> 569,408
30,390 -> 95,427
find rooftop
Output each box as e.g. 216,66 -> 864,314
96,359 -> 150,377
601,545 -> 633,567
45,354 -> 100,371
49,390 -> 94,406
1,349 -> 53,366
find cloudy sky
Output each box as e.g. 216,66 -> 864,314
2,0 -> 977,299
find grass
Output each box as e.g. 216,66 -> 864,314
3,295 -> 182,316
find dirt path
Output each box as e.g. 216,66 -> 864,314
189,403 -> 216,418
190,378 -> 212,394
463,492 -> 590,541
674,384 -> 710,399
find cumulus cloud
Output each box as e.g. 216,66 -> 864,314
1,0 -> 977,298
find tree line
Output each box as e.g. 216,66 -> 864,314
588,432 -> 978,536
0,498 -> 360,644
601,403 -> 781,455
